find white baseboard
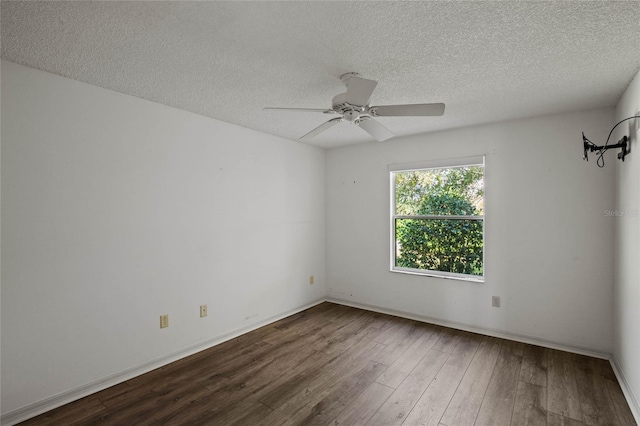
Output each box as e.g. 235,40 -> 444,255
610,355 -> 640,424
326,296 -> 610,359
0,298 -> 325,426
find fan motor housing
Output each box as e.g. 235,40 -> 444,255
343,110 -> 360,121
332,93 -> 366,121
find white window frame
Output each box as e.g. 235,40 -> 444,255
389,155 -> 485,283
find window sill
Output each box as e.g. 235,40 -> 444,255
390,267 -> 484,283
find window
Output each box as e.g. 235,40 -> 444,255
390,156 -> 485,282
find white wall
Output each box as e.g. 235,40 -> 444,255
613,69 -> 640,417
0,61 -> 326,416
326,108 -> 616,353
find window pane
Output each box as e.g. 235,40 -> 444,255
395,166 -> 484,216
395,218 -> 483,276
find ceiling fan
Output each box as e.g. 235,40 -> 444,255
264,72 -> 445,142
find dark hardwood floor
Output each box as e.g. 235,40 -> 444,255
20,302 -> 636,426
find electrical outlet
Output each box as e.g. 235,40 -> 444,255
160,314 -> 169,328
200,304 -> 208,317
492,296 -> 500,308
309,275 -> 314,285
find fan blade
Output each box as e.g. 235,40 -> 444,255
356,117 -> 394,141
345,77 -> 378,106
300,117 -> 343,139
264,107 -> 335,114
369,103 -> 445,117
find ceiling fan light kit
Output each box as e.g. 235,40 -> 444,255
264,72 -> 445,142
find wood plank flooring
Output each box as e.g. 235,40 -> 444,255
19,302 -> 636,426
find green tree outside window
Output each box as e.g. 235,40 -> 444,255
393,165 -> 484,277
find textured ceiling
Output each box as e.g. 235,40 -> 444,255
2,1 -> 639,148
